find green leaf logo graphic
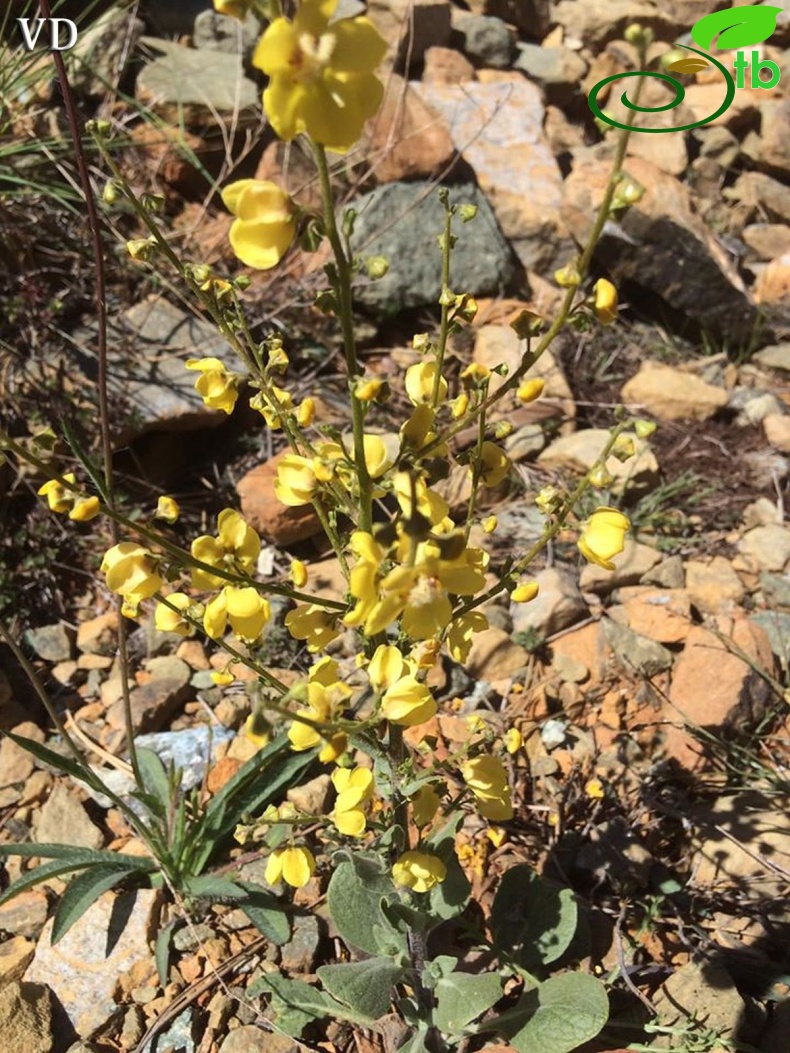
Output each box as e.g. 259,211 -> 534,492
691,4 -> 782,51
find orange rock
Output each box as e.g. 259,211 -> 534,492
207,755 -> 243,794
755,251 -> 790,304
366,73 -> 455,183
237,450 -> 322,546
663,618 -> 775,769
422,45 -> 475,85
550,622 -> 610,686
618,588 -> 692,645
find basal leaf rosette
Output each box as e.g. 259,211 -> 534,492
253,0 -> 388,152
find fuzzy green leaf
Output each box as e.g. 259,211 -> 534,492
5,732 -> 96,787
0,858 -> 97,909
692,4 -> 781,50
326,854 -> 397,955
425,814 -> 470,921
493,973 -> 609,1053
0,842 -> 156,866
236,882 -> 290,944
255,974 -> 378,1029
51,864 -> 140,944
434,972 -> 503,1036
318,958 -> 404,1019
490,865 -> 578,970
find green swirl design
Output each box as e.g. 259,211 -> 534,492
588,44 -> 736,133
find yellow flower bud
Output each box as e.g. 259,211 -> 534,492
451,392 -> 469,419
482,515 -> 497,533
126,237 -> 155,262
593,278 -> 618,325
634,418 -> 657,439
297,397 -> 316,427
504,728 -> 523,754
516,378 -> 545,404
555,264 -> 581,288
512,581 -> 539,603
290,559 -> 308,588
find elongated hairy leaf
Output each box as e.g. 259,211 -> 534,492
134,747 -> 170,818
236,882 -> 290,944
51,864 -> 141,944
692,4 -> 781,50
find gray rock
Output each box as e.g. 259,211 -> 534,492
173,922 -> 214,953
693,125 -> 740,168
759,571 -> 790,608
563,150 -> 758,341
455,15 -> 514,69
141,1007 -> 194,1053
504,423 -> 546,461
750,611 -> 790,664
349,182 -> 515,313
538,428 -> 659,496
602,618 -> 674,678
485,0 -> 552,36
33,783 -> 103,850
26,889 -> 161,1038
66,6 -> 144,97
286,774 -> 331,816
0,982 -> 52,1053
742,448 -> 790,488
71,295 -> 244,448
742,223 -> 790,261
136,40 -> 258,112
728,388 -> 785,425
753,342 -> 790,371
23,623 -> 74,663
107,654 -> 192,734
144,0 -> 213,37
415,79 -> 567,271
514,44 -> 588,102
193,9 -> 261,59
641,555 -> 685,589
280,914 -> 321,974
738,524 -> 790,572
84,724 -> 235,812
726,171 -> 790,224
367,0 -> 452,72
512,567 -> 588,638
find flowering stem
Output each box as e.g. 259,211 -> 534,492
312,142 -> 374,535
0,434 -> 347,612
418,96 -> 642,461
453,422 -> 629,617
432,196 -> 454,406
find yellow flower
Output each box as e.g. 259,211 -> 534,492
593,278 -> 618,325
331,766 -> 374,836
191,509 -> 260,590
393,472 -> 449,527
392,851 -> 446,893
478,442 -> 510,486
462,755 -> 513,821
585,777 -> 605,800
38,473 -> 76,514
212,667 -> 236,686
411,786 -> 440,828
155,495 -> 180,523
511,581 -> 539,604
355,377 -> 386,402
487,825 -> 507,848
405,361 -> 447,405
285,603 -> 339,652
102,542 -> 163,613
368,644 -> 409,692
288,663 -> 350,759
344,531 -> 486,641
204,586 -> 271,642
380,676 -> 437,727
69,496 -> 101,522
577,506 -> 630,570
185,357 -> 239,414
446,612 -> 488,664
250,382 -> 293,429
253,0 -> 387,153
275,454 -> 317,507
221,179 -> 296,270
154,593 -> 194,636
482,515 -> 497,534
516,378 -> 545,403
265,845 -> 316,888
363,433 -> 398,479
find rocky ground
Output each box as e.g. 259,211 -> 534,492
3,1 -> 790,1051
